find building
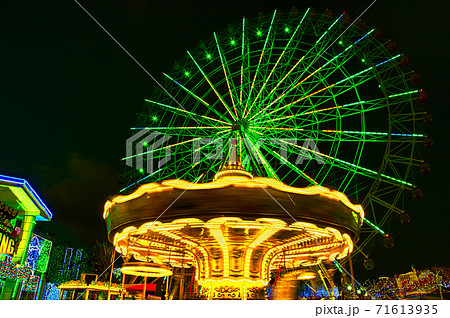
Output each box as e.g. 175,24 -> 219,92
0,174 -> 53,299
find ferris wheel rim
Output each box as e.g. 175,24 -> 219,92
124,8 -> 426,259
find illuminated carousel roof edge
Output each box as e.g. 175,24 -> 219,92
104,174 -> 364,242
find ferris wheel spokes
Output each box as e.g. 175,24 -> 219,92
213,32 -> 240,119
246,8 -> 308,116
187,51 -> 237,121
126,9 -> 426,261
252,53 -> 402,126
243,10 -> 278,118
248,13 -> 344,120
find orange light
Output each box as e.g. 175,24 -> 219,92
297,272 -> 316,280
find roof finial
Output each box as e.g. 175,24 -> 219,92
214,138 -> 252,180
229,138 -> 238,164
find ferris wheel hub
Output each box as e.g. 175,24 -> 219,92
231,118 -> 249,133
121,8 -> 426,280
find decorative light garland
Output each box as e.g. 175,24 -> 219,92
0,259 -> 17,279
36,239 -> 52,273
58,280 -> 122,292
22,275 -> 40,292
25,234 -> 43,271
47,246 -> 88,285
362,268 -> 450,299
16,266 -> 33,281
0,259 -> 33,282
62,248 -> 73,276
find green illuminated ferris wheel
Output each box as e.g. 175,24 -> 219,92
123,8 -> 430,264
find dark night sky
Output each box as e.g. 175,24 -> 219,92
1,1 -> 448,278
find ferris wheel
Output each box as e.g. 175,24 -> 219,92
122,8 -> 430,267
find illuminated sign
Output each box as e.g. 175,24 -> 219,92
0,201 -> 19,237
0,201 -> 19,256
0,232 -> 15,256
0,201 -> 18,217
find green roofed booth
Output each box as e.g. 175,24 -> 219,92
0,174 -> 53,300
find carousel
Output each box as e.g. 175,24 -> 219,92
103,146 -> 363,299
101,6 -> 430,299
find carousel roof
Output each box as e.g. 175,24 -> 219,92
104,166 -> 363,242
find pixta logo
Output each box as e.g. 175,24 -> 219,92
192,138 -> 325,165
126,130 -> 172,174
126,132 -> 324,174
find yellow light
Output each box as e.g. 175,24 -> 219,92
229,223 -> 264,229
198,278 -> 267,287
115,225 -> 210,280
302,105 -> 343,115
103,200 -> 115,219
108,170 -> 362,298
260,223 -> 354,280
58,281 -> 122,292
106,174 -> 363,220
121,262 -> 173,277
256,178 -> 364,219
214,169 -> 253,180
172,218 -> 204,226
122,226 -> 138,234
208,225 -> 229,277
293,67 -> 323,89
297,272 -> 316,280
114,215 -> 356,285
114,183 -> 170,203
243,247 -> 253,278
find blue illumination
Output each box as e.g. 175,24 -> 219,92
62,248 -> 73,276
61,247 -> 83,281
43,282 -> 61,300
375,54 -> 401,67
353,29 -> 374,45
25,235 -> 44,271
119,168 -> 163,192
321,29 -> 374,71
72,249 -> 83,279
24,181 -> 53,219
0,174 -> 53,219
341,131 -> 424,138
0,175 -> 25,187
315,14 -> 343,44
113,267 -> 122,280
298,285 -> 340,299
335,55 -> 400,86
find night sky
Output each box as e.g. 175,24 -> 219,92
1,0 -> 448,279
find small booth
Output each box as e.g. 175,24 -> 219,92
58,280 -> 122,300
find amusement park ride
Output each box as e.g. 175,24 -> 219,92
103,8 -> 430,299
